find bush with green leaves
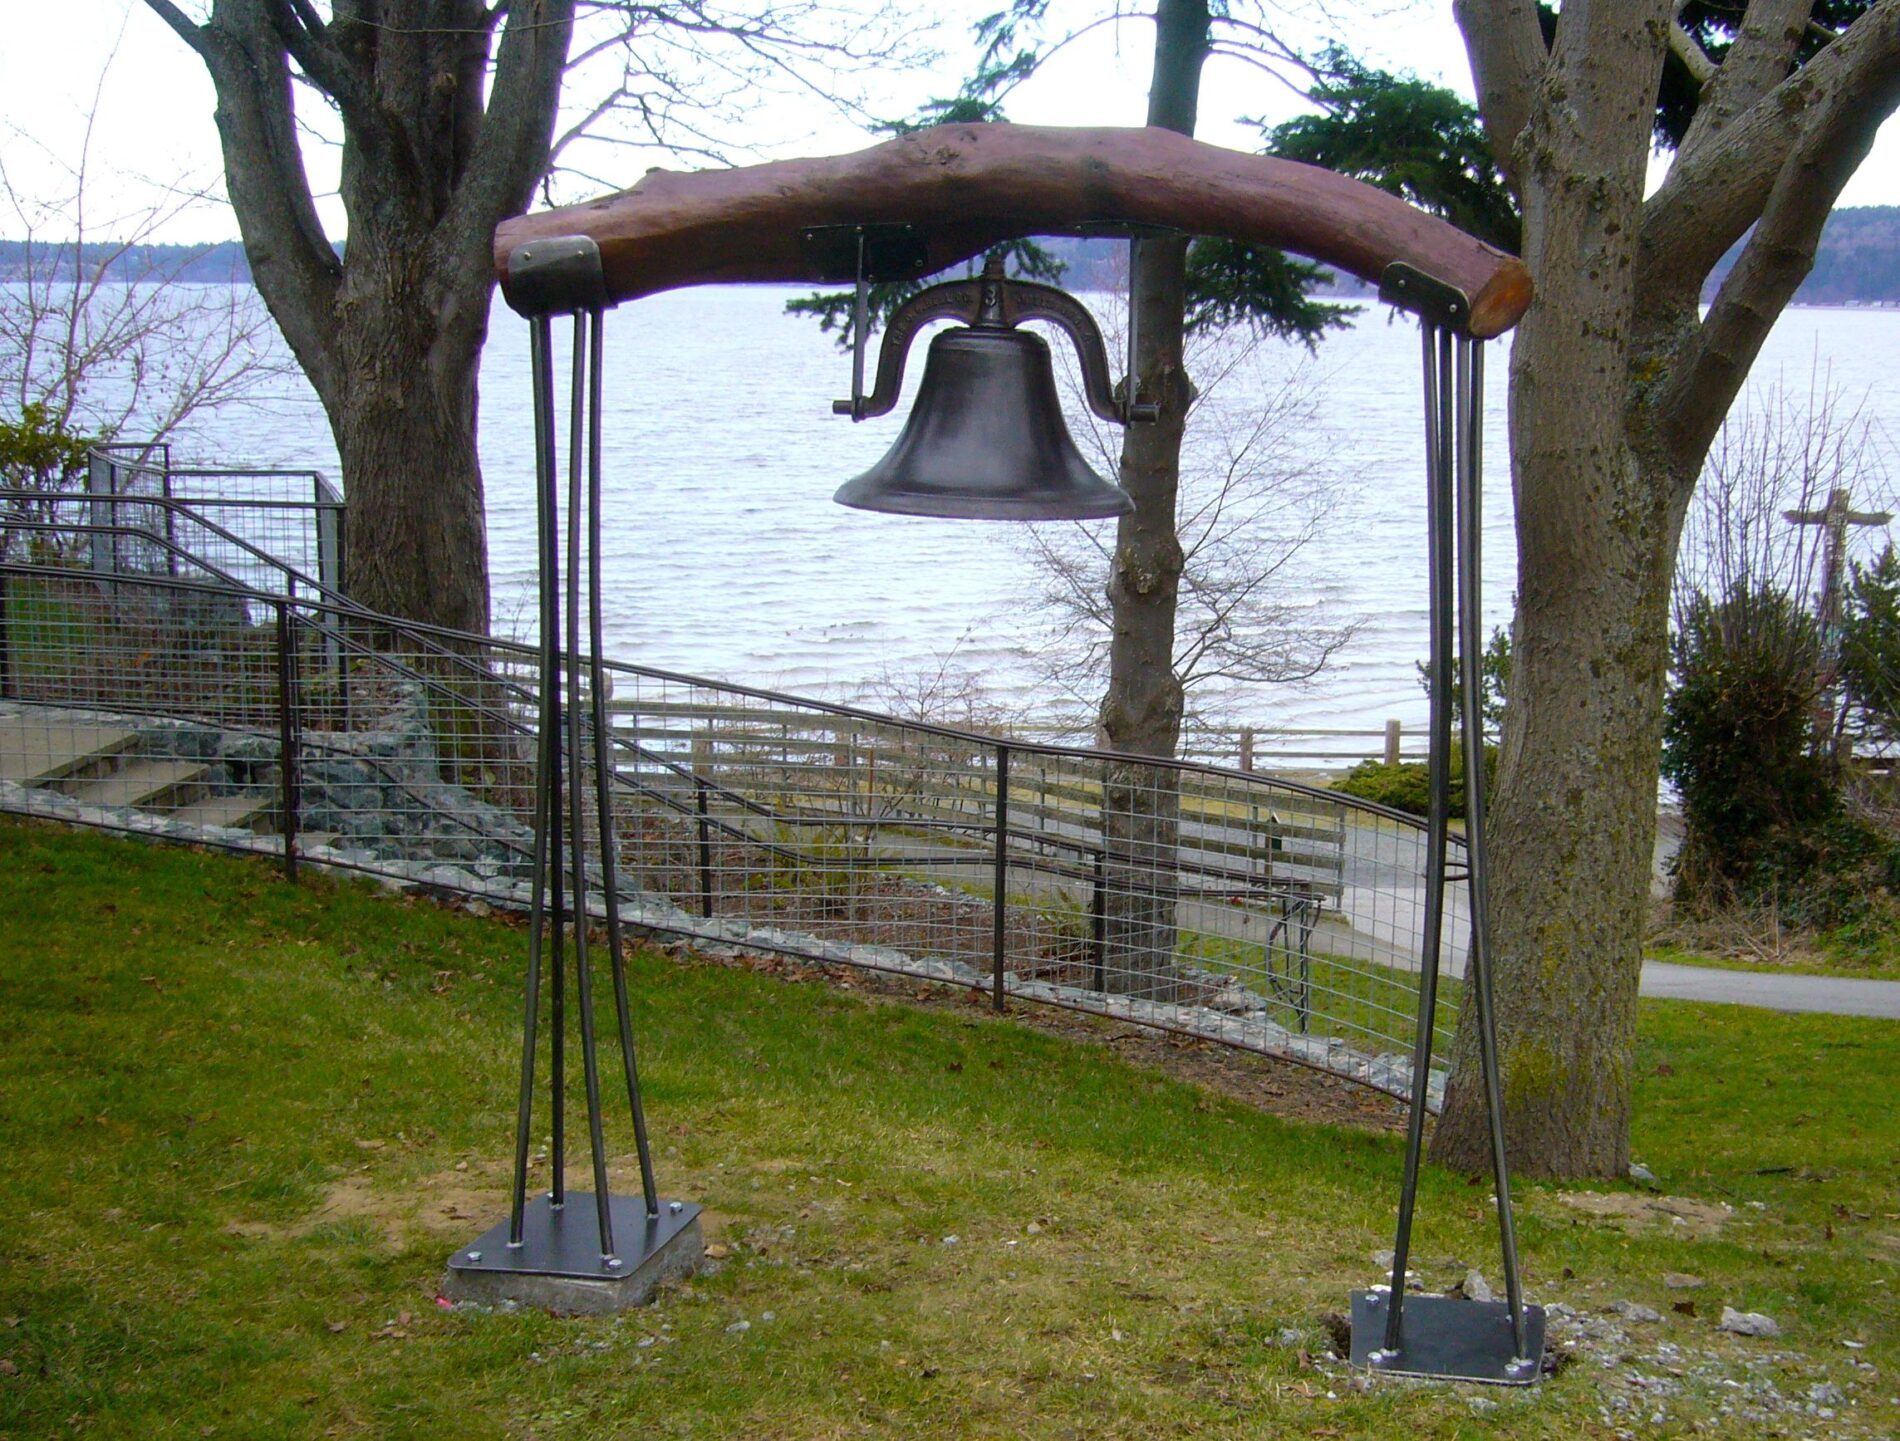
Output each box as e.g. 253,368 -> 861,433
1333,743 -> 1496,820
0,404 -> 93,562
1842,543 -> 1900,744
1662,583 -> 1899,927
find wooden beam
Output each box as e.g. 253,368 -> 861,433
496,124 -> 1531,337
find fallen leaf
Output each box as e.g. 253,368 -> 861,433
0,1359 -> 17,1377
705,1243 -> 731,1260
325,1321 -> 347,1333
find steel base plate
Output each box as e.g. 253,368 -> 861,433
1349,1290 -> 1545,1385
444,1194 -> 704,1315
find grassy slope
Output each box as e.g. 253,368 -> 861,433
0,819 -> 1894,1439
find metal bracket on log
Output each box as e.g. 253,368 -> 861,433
504,236 -> 612,317
799,224 -> 931,284
1379,263 -> 1472,332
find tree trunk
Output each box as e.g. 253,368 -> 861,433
147,0 -> 573,637
1095,0 -> 1207,1001
1434,2 -> 1688,1175
323,281 -> 492,637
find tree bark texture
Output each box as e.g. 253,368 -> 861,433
146,0 -> 576,635
1095,0 -> 1207,1001
1437,0 -> 1900,1177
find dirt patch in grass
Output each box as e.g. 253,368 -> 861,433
662,942 -> 1413,1134
1553,1189 -> 1732,1237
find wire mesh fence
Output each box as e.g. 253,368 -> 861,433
0,507 -> 1465,1107
85,445 -> 343,598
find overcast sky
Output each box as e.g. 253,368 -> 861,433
3,1 -> 1896,246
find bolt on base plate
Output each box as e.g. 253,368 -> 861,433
444,1194 -> 704,1315
1349,1290 -> 1546,1385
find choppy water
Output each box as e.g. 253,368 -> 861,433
172,288 -> 1900,737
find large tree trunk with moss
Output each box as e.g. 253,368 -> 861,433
1435,0 -> 1900,1176
1096,0 -> 1207,1001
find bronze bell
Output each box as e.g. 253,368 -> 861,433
831,256 -> 1149,521
835,325 -> 1131,520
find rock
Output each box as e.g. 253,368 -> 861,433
1610,1301 -> 1662,1323
1629,1162 -> 1658,1184
725,1319 -> 750,1334
1663,1273 -> 1705,1290
1462,1270 -> 1494,1304
1719,1307 -> 1780,1338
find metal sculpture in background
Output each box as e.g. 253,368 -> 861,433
452,121 -> 1544,1371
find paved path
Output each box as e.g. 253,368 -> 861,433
1639,959 -> 1900,1018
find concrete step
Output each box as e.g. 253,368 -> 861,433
68,758 -> 210,810
172,792 -> 274,832
0,716 -> 140,784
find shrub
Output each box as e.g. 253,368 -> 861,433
1334,743 -> 1496,820
1662,582 -> 1900,927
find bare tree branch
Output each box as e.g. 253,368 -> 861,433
1451,0 -> 1548,189
1645,0 -> 1899,298
1658,1 -> 1900,461
1675,0 -> 1812,167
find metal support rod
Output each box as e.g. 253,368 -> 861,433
510,314 -> 559,1246
276,600 -> 300,884
565,309 -> 616,1259
992,744 -> 1010,1013
697,778 -> 715,919
548,447 -> 568,1214
1455,338 -> 1529,1361
1383,322 -> 1456,1352
584,306 -> 661,1221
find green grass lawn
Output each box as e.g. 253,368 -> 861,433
1,817 -> 1895,1438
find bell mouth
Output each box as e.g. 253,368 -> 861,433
833,471 -> 1134,520
833,327 -> 1135,522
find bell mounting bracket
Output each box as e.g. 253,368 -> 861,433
834,254 -> 1159,426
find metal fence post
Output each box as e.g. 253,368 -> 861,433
277,601 -> 301,883
1090,845 -> 1107,993
0,571 -> 12,701
696,776 -> 714,919
991,743 -> 1009,1013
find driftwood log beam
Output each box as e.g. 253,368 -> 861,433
495,125 -> 1531,338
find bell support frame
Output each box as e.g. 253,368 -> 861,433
471,125 -> 1543,1366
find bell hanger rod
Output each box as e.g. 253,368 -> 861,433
496,124 -> 1530,338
